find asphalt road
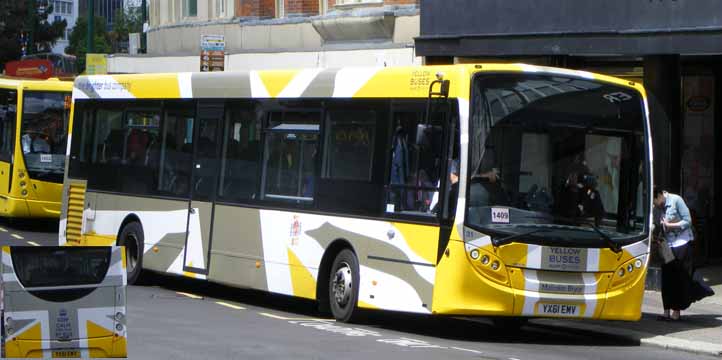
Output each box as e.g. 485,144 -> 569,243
0,217 -> 58,247
0,222 -> 717,360
127,272 -> 719,360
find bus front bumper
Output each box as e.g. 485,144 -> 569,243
4,336 -> 127,358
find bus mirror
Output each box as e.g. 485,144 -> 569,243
440,80 -> 450,97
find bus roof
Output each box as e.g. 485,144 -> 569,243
71,63 -> 645,101
0,76 -> 74,92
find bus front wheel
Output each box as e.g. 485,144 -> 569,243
328,249 -> 360,323
119,221 -> 144,285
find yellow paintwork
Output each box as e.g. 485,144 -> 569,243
287,248 -> 317,300
392,222 -> 439,264
432,239 -> 515,315
83,233 -> 117,246
86,320 -> 127,358
258,70 -> 300,97
0,77 -> 72,219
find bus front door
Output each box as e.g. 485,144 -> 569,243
183,102 -> 224,276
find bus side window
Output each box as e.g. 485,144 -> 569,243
0,89 -> 17,162
386,107 -> 443,217
218,102 -> 261,202
159,105 -> 194,197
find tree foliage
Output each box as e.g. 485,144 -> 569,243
0,0 -> 67,70
66,16 -> 111,72
110,6 -> 142,53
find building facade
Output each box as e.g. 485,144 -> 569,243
49,0 -> 79,54
416,0 -> 722,270
107,0 -> 420,72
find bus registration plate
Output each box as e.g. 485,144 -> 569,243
52,350 -> 81,358
537,303 -> 580,317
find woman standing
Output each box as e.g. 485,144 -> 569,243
653,187 -> 695,321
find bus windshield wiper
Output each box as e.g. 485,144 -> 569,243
492,228 -> 551,247
590,223 -> 622,253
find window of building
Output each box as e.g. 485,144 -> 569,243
219,103 -> 262,202
184,0 -> 197,17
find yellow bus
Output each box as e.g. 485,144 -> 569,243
0,77 -> 72,218
1,246 -> 127,358
59,64 -> 652,324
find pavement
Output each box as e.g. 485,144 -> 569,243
532,264 -> 722,357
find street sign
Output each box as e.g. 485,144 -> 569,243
200,35 -> 225,72
86,53 -> 108,75
201,34 -> 225,51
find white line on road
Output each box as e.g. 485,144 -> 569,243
216,301 -> 246,310
258,312 -> 328,321
11,234 -> 23,239
0,227 -> 7,232
451,346 -> 484,354
26,241 -> 40,246
176,291 -> 203,299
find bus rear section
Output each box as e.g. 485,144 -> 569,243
432,66 -> 652,322
0,78 -> 72,219
1,246 -> 127,358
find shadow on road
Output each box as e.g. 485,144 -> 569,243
139,272 -> 641,348
0,217 -> 59,233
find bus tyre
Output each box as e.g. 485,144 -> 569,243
328,249 -> 360,323
119,221 -> 144,285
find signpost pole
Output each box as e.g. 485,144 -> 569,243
87,0 -> 94,54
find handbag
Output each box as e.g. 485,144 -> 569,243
657,238 -> 675,264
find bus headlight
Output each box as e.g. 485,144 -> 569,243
634,259 -> 643,268
21,189 -> 28,196
627,264 -> 634,273
470,249 -> 480,260
19,181 -> 26,187
115,312 -> 124,322
116,323 -> 124,332
617,268 -> 625,277
491,261 -> 500,271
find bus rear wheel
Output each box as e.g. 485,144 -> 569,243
118,221 -> 144,285
328,249 -> 360,323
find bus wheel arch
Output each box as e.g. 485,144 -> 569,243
117,215 -> 144,285
317,239 -> 361,322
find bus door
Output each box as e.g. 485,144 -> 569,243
0,89 -> 17,197
183,101 -> 224,275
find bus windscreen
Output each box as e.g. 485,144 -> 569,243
20,91 -> 70,183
